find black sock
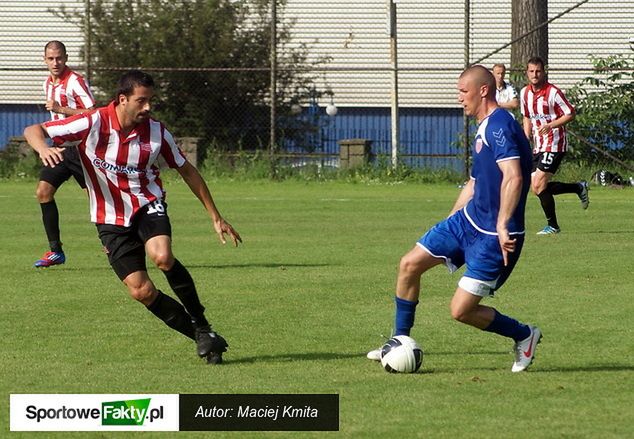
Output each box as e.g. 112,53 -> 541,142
537,190 -> 559,229
162,259 -> 209,328
146,290 -> 195,340
40,201 -> 63,252
548,181 -> 581,195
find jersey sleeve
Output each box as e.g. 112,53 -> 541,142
159,126 -> 187,168
44,112 -> 92,144
553,89 -> 574,116
486,118 -> 521,163
68,75 -> 96,109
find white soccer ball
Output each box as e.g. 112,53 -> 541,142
325,103 -> 338,116
380,335 -> 423,373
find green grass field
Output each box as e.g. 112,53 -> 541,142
1,177 -> 633,438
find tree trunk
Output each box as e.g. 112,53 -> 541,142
511,0 -> 548,74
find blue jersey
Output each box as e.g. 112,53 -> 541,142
464,108 -> 532,235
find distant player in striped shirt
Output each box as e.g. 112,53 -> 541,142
34,41 -> 95,267
520,57 -> 589,235
24,70 -> 241,364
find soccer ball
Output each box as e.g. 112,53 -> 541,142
380,335 -> 423,373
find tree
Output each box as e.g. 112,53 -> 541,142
511,0 -> 548,71
55,0 -> 328,158
567,50 -> 634,163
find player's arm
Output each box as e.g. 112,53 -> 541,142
448,178 -> 475,216
537,113 -> 575,136
45,101 -> 94,117
496,159 -> 523,266
522,116 -> 533,141
23,123 -> 65,168
176,161 -> 242,247
499,97 -> 519,110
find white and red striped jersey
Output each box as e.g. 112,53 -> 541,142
43,101 -> 187,226
520,82 -> 575,153
43,67 -> 95,120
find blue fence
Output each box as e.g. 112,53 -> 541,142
0,104 -> 49,148
284,106 -> 464,171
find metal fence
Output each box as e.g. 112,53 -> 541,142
1,0 -> 632,173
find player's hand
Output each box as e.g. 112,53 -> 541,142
39,147 -> 66,168
45,100 -> 62,113
213,218 -> 242,247
497,228 -> 515,267
537,123 -> 552,135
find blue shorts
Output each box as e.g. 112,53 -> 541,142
417,210 -> 524,296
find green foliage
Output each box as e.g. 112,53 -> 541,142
567,49 -> 634,163
54,0 -> 328,159
197,150 -> 464,183
0,141 -> 40,179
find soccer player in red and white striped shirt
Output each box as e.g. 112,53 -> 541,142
520,57 -> 589,235
25,70 -> 241,364
34,41 -> 96,268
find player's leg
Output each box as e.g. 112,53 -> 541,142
459,233 -> 541,372
98,222 -> 198,343
367,214 -> 459,361
34,148 -> 85,267
34,163 -> 68,267
532,168 -> 560,233
123,269 -> 196,340
393,245 -> 444,335
543,152 -> 589,209
548,180 -> 589,209
450,287 -> 528,335
140,202 -> 228,362
35,180 -> 62,253
145,235 -> 210,327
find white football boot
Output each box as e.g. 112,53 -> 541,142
578,180 -> 590,210
366,348 -> 382,361
511,326 -> 542,372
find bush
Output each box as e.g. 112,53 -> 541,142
567,50 -> 634,164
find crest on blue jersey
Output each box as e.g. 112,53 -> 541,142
475,137 -> 483,153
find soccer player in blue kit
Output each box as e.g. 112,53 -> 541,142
367,65 -> 541,372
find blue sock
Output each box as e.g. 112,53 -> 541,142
394,296 -> 418,336
483,309 -> 530,341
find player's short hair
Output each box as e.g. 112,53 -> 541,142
461,65 -> 496,98
44,40 -> 67,55
116,70 -> 155,98
492,63 -> 506,70
526,56 -> 545,69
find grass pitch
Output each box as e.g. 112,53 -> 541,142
1,177 -> 633,438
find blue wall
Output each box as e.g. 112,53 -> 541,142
0,104 -> 49,148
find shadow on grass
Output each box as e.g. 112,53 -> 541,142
584,230 -> 634,234
225,350 -> 508,366
532,364 -> 634,373
187,263 -> 334,269
32,266 -> 112,272
226,352 -> 362,365
411,363 -> 634,375
31,262 -> 334,272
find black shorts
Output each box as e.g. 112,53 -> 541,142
97,200 -> 172,280
39,146 -> 87,189
532,151 -> 566,174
